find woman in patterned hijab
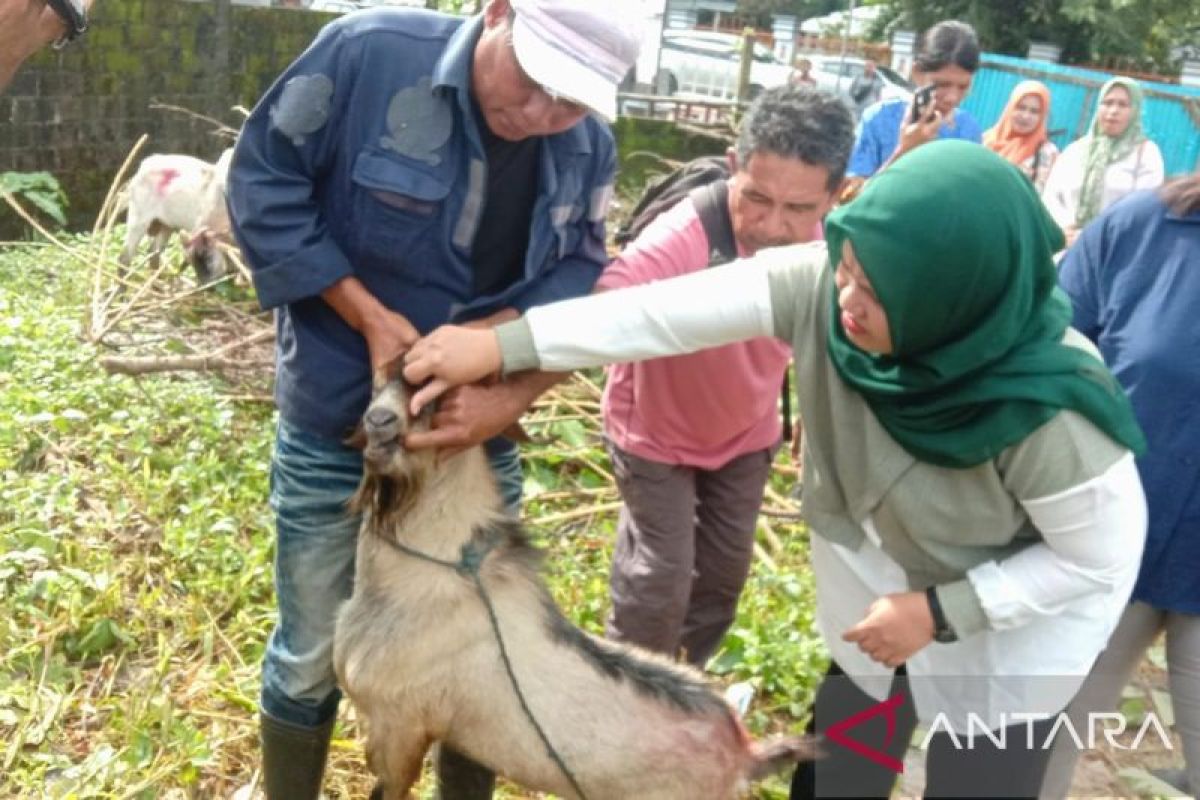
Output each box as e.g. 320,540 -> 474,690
1042,76 -> 1164,245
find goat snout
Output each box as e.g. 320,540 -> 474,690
361,393 -> 412,472
365,406 -> 400,436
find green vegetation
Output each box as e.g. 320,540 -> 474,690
867,0 -> 1200,75
1,173 -> 69,227
0,237 -> 822,798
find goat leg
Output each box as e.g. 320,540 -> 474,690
363,713 -> 432,800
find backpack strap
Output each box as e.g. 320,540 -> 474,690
688,178 -> 795,445
689,179 -> 738,267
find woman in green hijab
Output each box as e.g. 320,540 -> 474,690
1043,76 -> 1164,247
404,141 -> 1148,799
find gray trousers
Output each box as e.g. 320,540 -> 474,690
604,440 -> 775,668
1040,601 -> 1200,799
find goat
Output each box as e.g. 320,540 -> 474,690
118,149 -> 233,284
332,366 -> 814,800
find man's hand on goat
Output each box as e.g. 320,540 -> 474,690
322,277 -> 420,370
362,308 -> 420,372
403,325 -> 502,414
406,370 -> 564,457
404,383 -> 514,459
841,591 -> 934,668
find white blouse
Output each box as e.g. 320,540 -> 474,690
1041,137 -> 1164,230
814,453 -> 1144,729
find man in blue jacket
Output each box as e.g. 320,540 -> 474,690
226,2 -> 639,797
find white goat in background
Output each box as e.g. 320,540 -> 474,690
118,148 -> 233,284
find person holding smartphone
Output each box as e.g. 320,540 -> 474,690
0,0 -> 91,91
845,20 -> 983,185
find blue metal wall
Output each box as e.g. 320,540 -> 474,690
962,54 -> 1200,177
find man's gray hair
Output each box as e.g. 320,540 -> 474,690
734,85 -> 855,190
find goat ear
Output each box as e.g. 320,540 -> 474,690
345,423 -> 368,451
373,355 -> 405,390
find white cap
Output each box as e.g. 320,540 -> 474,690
509,0 -> 642,123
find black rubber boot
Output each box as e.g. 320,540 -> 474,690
435,744 -> 496,800
260,712 -> 335,800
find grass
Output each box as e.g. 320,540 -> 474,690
0,236 -> 824,799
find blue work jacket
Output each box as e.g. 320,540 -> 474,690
228,8 -> 615,440
1060,189 -> 1200,613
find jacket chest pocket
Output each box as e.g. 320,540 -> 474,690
349,149 -> 453,285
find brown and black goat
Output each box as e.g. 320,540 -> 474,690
332,367 -> 813,800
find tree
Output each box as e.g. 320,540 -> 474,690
735,0 -> 843,28
425,0 -> 481,12
875,0 -> 1200,73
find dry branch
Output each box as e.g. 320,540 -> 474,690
148,103 -> 242,141
100,329 -> 274,375
88,134 -> 148,339
100,354 -> 267,376
218,393 -> 275,404
0,192 -> 90,264
530,501 -> 623,526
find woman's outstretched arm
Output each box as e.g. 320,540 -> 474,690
402,246 -> 809,414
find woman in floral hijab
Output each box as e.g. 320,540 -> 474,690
1043,76 -> 1164,246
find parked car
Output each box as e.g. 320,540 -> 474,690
656,30 -> 793,101
805,54 -> 913,105
308,0 -> 363,11
308,0 -> 422,11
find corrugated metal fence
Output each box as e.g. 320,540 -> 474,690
962,53 -> 1200,177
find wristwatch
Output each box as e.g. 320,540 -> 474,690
925,586 -> 958,643
46,0 -> 88,47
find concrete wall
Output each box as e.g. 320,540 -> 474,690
1,0 -> 333,230
2,1 -> 735,234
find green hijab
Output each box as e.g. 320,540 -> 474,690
1077,77 -> 1148,226
824,140 -> 1145,469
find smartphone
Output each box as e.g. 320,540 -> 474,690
910,84 -> 937,123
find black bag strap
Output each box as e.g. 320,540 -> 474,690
780,370 -> 793,445
688,179 -> 737,267
614,156 -> 730,248
685,178 -> 794,444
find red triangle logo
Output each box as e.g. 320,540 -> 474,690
823,693 -> 907,774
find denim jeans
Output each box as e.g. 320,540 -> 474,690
260,419 -> 523,728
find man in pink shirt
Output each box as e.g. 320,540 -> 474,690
598,85 -> 854,666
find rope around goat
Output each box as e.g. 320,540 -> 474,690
378,534 -> 591,800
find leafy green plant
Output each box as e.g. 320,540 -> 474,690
0,172 -> 69,227
0,233 -> 822,798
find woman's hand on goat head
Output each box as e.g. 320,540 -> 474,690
841,591 -> 934,668
403,325 -> 502,416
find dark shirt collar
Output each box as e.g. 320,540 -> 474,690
431,13 -> 480,99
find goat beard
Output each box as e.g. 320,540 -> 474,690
350,468 -> 426,532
